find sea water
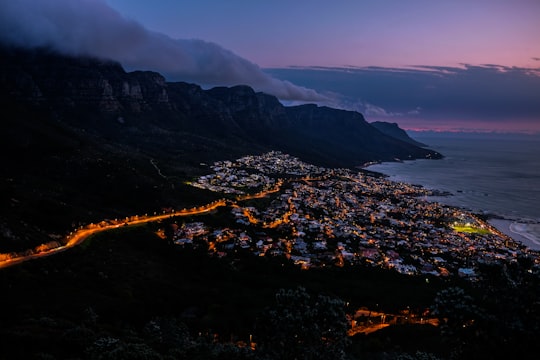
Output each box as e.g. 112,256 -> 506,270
367,132 -> 540,250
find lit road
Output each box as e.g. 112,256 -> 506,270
0,177 -> 313,270
348,308 -> 439,336
0,200 -> 227,270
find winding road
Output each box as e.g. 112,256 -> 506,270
0,176 -> 320,270
0,178 -> 295,270
0,200 -> 227,270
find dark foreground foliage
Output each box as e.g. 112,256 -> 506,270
0,226 -> 539,359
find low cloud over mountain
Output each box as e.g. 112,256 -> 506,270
0,0 -> 325,102
267,65 -> 540,133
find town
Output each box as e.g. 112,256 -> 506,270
175,151 -> 539,280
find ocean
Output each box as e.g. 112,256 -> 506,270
367,132 -> 540,250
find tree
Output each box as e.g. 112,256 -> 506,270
86,337 -> 161,360
256,287 -> 349,360
430,287 -> 484,337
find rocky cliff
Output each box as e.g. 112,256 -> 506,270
0,46 -> 441,251
1,46 -> 440,164
370,121 -> 427,147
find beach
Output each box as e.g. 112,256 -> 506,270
367,133 -> 540,251
488,219 -> 540,251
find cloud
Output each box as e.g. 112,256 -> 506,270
304,88 -> 420,120
0,0 -> 326,102
344,100 -> 406,118
266,65 -> 540,131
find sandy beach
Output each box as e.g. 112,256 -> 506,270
488,218 -> 540,251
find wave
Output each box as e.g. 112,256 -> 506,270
487,219 -> 540,251
509,222 -> 540,248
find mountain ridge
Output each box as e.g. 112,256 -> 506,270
0,45 -> 440,164
0,45 -> 441,251
370,121 -> 427,147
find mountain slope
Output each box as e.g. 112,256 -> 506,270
0,46 -> 441,250
370,121 -> 427,147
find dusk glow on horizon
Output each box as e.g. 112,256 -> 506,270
1,0 -> 539,133
106,0 -> 540,70
104,0 -> 540,134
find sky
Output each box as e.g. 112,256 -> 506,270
1,0 -> 539,133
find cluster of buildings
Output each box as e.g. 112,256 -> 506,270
178,152 -> 538,280
191,151 -> 325,194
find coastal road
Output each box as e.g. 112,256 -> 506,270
0,176 -> 312,270
0,200 -> 227,270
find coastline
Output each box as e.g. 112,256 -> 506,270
365,165 -> 540,252
366,133 -> 540,252
488,218 -> 540,251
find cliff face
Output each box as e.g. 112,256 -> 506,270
370,121 -> 427,147
0,46 -> 441,166
1,48 -> 171,114
0,46 -> 442,251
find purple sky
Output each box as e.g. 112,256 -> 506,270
106,0 -> 540,69
1,0 -> 539,133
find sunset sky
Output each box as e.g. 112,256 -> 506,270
1,0 -> 539,133
107,0 -> 540,69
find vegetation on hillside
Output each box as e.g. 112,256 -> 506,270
0,225 -> 539,359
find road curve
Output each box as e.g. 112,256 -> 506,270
0,177 -> 311,270
0,200 -> 227,270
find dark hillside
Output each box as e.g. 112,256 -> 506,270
0,45 -> 441,251
371,121 -> 427,147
